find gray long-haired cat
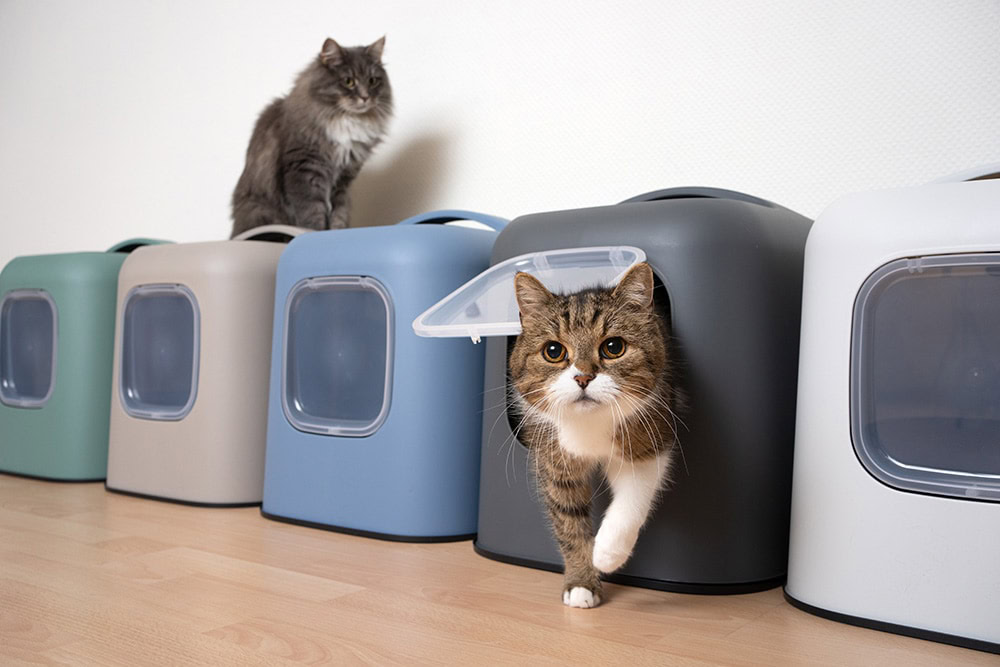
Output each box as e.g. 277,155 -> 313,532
230,37 -> 392,237
509,263 -> 680,608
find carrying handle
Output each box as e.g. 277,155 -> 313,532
620,187 -> 775,207
232,224 -> 310,243
106,238 -> 170,254
931,164 -> 1000,183
395,209 -> 508,232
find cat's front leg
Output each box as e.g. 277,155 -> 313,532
282,156 -> 334,230
328,188 -> 351,229
593,453 -> 670,573
536,452 -> 602,608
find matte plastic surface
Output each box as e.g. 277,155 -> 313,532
787,177 -> 1000,649
475,188 -> 812,590
0,239 -> 167,480
107,226 -> 304,505
262,210 -> 506,539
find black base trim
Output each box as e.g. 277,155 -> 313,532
260,508 -> 476,544
473,541 -> 784,595
784,589 -> 999,655
104,484 -> 261,509
0,469 -> 105,484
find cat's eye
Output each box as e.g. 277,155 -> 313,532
541,341 -> 567,363
600,337 -> 626,359
343,77 -> 356,89
369,76 -> 380,86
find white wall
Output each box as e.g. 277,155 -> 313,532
0,0 -> 998,266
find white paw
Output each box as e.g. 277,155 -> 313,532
562,587 -> 600,608
593,527 -> 637,573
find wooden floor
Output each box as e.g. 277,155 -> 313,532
0,475 -> 993,666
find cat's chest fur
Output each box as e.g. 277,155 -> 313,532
324,115 -> 382,169
557,406 -> 616,460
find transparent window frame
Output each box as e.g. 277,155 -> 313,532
851,253 -> 1000,502
281,276 -> 394,437
0,289 -> 58,409
118,283 -> 201,421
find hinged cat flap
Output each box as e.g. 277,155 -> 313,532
412,246 -> 646,343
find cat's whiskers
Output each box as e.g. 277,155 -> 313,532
502,390 -> 553,486
609,396 -> 636,488
529,399 -> 563,505
483,381 -> 520,394
488,384 -> 547,458
620,380 -> 689,433
618,390 -> 668,449
487,383 -> 522,425
484,385 -> 548,419
555,404 -> 574,486
618,391 -> 664,449
616,381 -> 684,439
585,399 -> 619,505
617,384 -> 688,477
621,396 -> 642,468
494,394 -> 524,483
526,395 -> 562,487
617,393 -> 665,487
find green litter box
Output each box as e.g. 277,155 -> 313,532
0,239 -> 167,481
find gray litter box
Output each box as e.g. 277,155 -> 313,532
418,188 -> 812,593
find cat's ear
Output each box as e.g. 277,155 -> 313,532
320,38 -> 344,66
514,272 -> 554,319
366,36 -> 386,61
612,262 -> 655,309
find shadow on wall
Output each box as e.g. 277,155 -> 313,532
349,131 -> 452,228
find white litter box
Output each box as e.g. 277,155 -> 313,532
785,166 -> 1000,654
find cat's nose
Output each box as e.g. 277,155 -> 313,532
574,374 -> 595,389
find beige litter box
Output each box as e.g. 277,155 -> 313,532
105,226 -> 305,506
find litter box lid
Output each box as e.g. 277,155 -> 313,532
412,246 -> 645,342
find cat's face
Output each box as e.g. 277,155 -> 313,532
311,37 -> 392,115
510,263 -> 668,422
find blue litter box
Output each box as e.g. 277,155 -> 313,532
261,210 -> 507,541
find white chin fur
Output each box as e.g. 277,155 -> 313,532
326,114 -> 382,145
556,406 -> 615,460
535,365 -> 632,460
570,398 -> 602,413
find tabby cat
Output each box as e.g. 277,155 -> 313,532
230,37 -> 392,237
509,262 -> 679,608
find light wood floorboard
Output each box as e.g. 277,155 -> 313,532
0,474 -> 993,665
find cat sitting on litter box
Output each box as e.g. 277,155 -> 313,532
230,36 -> 392,237
509,262 -> 680,608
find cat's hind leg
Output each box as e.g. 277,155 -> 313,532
592,453 -> 669,573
